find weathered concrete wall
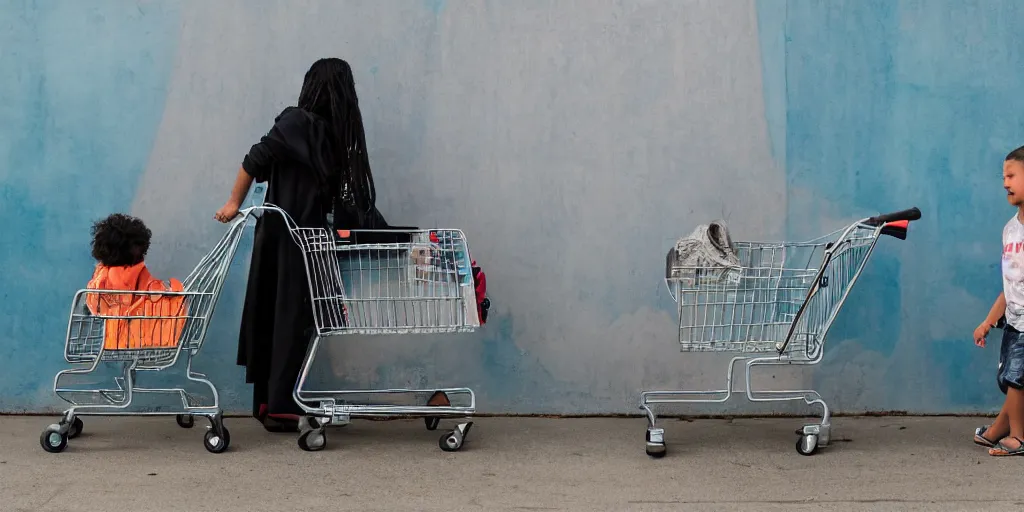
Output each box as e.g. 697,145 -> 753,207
2,0 -> 1021,414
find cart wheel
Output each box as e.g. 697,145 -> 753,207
298,429 -> 327,452
439,422 -> 473,452
796,434 -> 818,456
40,425 -> 68,454
424,417 -> 440,431
645,444 -> 666,458
176,414 -> 195,429
67,417 -> 84,440
204,427 -> 230,454
439,430 -> 463,452
645,428 -> 666,458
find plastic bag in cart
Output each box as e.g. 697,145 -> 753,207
409,231 -> 490,325
666,220 -> 742,287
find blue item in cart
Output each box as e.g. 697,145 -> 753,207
430,231 -> 472,285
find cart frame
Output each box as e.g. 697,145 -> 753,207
640,207 -> 921,457
251,205 -> 481,452
41,213 -> 251,454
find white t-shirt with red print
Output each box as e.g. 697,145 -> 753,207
1002,214 -> 1024,330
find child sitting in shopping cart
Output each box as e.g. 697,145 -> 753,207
974,145 -> 1024,456
85,213 -> 187,351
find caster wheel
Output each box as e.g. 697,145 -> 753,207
40,425 -> 68,453
67,417 -> 84,439
173,411 -> 192,428
439,431 -> 463,452
425,417 -> 440,431
176,414 -> 195,429
298,429 -> 327,452
645,428 -> 666,458
439,422 -> 473,452
204,427 -> 230,453
645,444 -> 666,458
796,434 -> 819,456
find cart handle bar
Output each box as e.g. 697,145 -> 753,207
864,207 -> 921,227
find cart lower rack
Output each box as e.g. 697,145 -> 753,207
256,205 -> 483,452
640,207 -> 921,457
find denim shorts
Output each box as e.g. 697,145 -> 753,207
998,325 -> 1024,394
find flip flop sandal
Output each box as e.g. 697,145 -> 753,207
975,425 -> 1000,448
989,437 -> 1024,456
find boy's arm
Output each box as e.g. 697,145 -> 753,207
975,292 -> 1006,347
978,292 -> 1003,327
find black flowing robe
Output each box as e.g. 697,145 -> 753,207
236,106 -> 347,418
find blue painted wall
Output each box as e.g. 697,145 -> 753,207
1,0 -> 1022,414
757,0 -> 1024,412
0,0 -> 181,410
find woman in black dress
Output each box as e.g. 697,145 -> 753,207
214,58 -> 449,431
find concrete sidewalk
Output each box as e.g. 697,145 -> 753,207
1,415 -> 1021,511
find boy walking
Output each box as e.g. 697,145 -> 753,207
974,145 -> 1024,456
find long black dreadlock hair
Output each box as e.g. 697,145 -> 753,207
297,58 -> 377,219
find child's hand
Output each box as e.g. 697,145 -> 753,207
975,322 -> 992,347
214,202 -> 240,223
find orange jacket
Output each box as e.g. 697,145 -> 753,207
85,262 -> 188,351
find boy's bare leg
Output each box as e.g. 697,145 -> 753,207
974,294 -> 1008,445
1007,387 -> 1024,444
990,388 -> 1024,454
981,401 -> 1010,443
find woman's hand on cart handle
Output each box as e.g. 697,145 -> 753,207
865,207 -> 922,226
214,201 -> 241,223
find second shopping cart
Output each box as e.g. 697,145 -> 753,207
254,204 -> 487,452
641,207 -> 921,457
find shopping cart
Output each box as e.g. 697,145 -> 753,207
640,207 -> 921,457
40,214 -> 250,454
251,204 -> 482,452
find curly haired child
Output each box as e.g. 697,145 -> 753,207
86,213 -> 187,350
